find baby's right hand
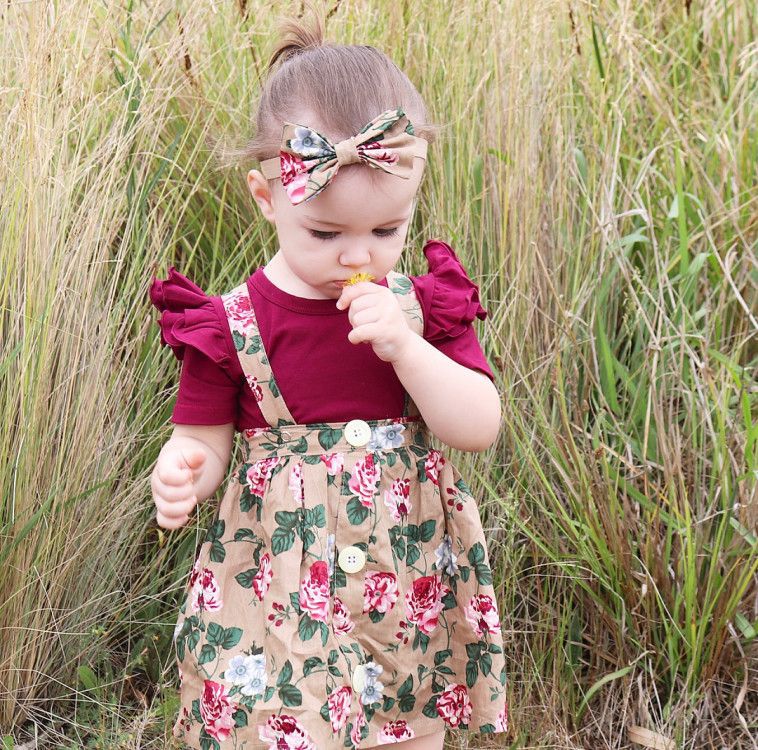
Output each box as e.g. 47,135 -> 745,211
151,446 -> 207,529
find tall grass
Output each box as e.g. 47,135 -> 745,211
1,0 -> 755,748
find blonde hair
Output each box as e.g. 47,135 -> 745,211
218,4 -> 443,177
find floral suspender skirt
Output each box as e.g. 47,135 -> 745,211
172,271 -> 509,749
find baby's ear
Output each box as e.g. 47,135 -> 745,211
247,169 -> 276,223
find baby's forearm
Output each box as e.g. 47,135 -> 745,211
390,333 -> 501,452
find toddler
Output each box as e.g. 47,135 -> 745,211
150,14 -> 508,750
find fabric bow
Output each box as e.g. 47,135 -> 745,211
259,107 -> 428,206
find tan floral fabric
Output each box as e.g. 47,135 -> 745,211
171,271 -> 509,749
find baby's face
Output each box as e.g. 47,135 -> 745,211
247,142 -> 424,300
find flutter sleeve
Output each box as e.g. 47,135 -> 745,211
149,267 -> 241,425
411,240 -> 496,382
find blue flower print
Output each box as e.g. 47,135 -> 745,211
360,660 -> 384,705
367,423 -> 406,451
291,127 -> 331,158
227,653 -> 268,696
435,534 -> 458,576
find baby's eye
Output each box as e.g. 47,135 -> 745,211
307,227 -> 400,241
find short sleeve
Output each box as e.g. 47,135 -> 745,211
411,240 -> 496,382
149,267 -> 240,424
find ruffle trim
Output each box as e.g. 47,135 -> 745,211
148,267 -> 232,368
414,240 -> 489,340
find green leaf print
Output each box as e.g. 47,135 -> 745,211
422,695 -> 438,718
199,732 -> 220,750
386,452 -> 397,467
479,723 -> 496,734
480,650 -> 493,676
406,543 -> 420,566
209,539 -> 225,563
271,527 -> 295,555
298,614 -> 319,641
441,590 -> 457,611
277,660 -> 293,687
192,698 -> 202,721
383,696 -> 396,711
397,448 -> 412,471
205,622 -> 225,646
233,527 -> 258,542
233,708 -> 248,727
434,649 -> 452,665
318,428 -> 342,450
291,435 -> 308,453
320,622 -> 329,646
468,542 -> 485,566
205,520 -> 225,543
328,649 -> 339,665
475,563 -> 493,585
268,376 -> 280,398
280,684 -> 303,707
275,510 -> 299,530
232,329 -> 245,352
245,335 -> 262,354
466,659 -> 478,688
346,497 -> 369,525
397,675 -> 413,697
419,519 -> 436,542
198,644 -> 216,665
320,701 -> 331,723
222,627 -> 242,650
412,630 -> 430,653
235,568 -> 255,588
187,629 -> 200,653
368,609 -> 384,624
398,694 -> 416,712
303,656 -> 324,676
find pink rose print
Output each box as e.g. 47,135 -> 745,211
245,374 -> 263,402
200,679 -> 238,741
289,461 -> 305,505
252,552 -> 273,601
358,141 -> 399,166
222,290 -> 256,332
350,702 -> 367,747
495,702 -> 509,732
327,685 -> 352,732
280,152 -> 310,204
320,452 -> 344,476
349,453 -> 380,509
464,593 -> 502,637
435,683 -> 472,728
383,478 -> 411,522
189,562 -> 223,613
259,713 -> 316,750
404,575 -> 449,635
299,560 -> 330,622
332,596 -> 355,635
377,719 -> 416,743
363,571 -> 399,615
424,449 -> 446,485
246,457 -> 280,498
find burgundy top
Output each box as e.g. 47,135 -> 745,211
149,239 -> 495,432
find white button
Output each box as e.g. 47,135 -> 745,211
338,545 -> 366,574
344,419 -> 371,447
351,664 -> 366,693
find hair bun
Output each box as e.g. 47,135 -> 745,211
268,5 -> 326,72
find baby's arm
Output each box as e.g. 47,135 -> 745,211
390,335 -> 501,452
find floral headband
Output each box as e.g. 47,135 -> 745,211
259,107 -> 428,206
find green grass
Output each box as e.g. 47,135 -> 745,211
0,0 -> 755,747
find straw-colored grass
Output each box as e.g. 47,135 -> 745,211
1,0 -> 755,748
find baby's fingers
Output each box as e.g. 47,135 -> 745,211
156,509 -> 191,530
154,493 -> 197,519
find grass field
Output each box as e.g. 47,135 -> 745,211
0,0 -> 755,748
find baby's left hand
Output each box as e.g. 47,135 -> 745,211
336,282 -> 413,363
